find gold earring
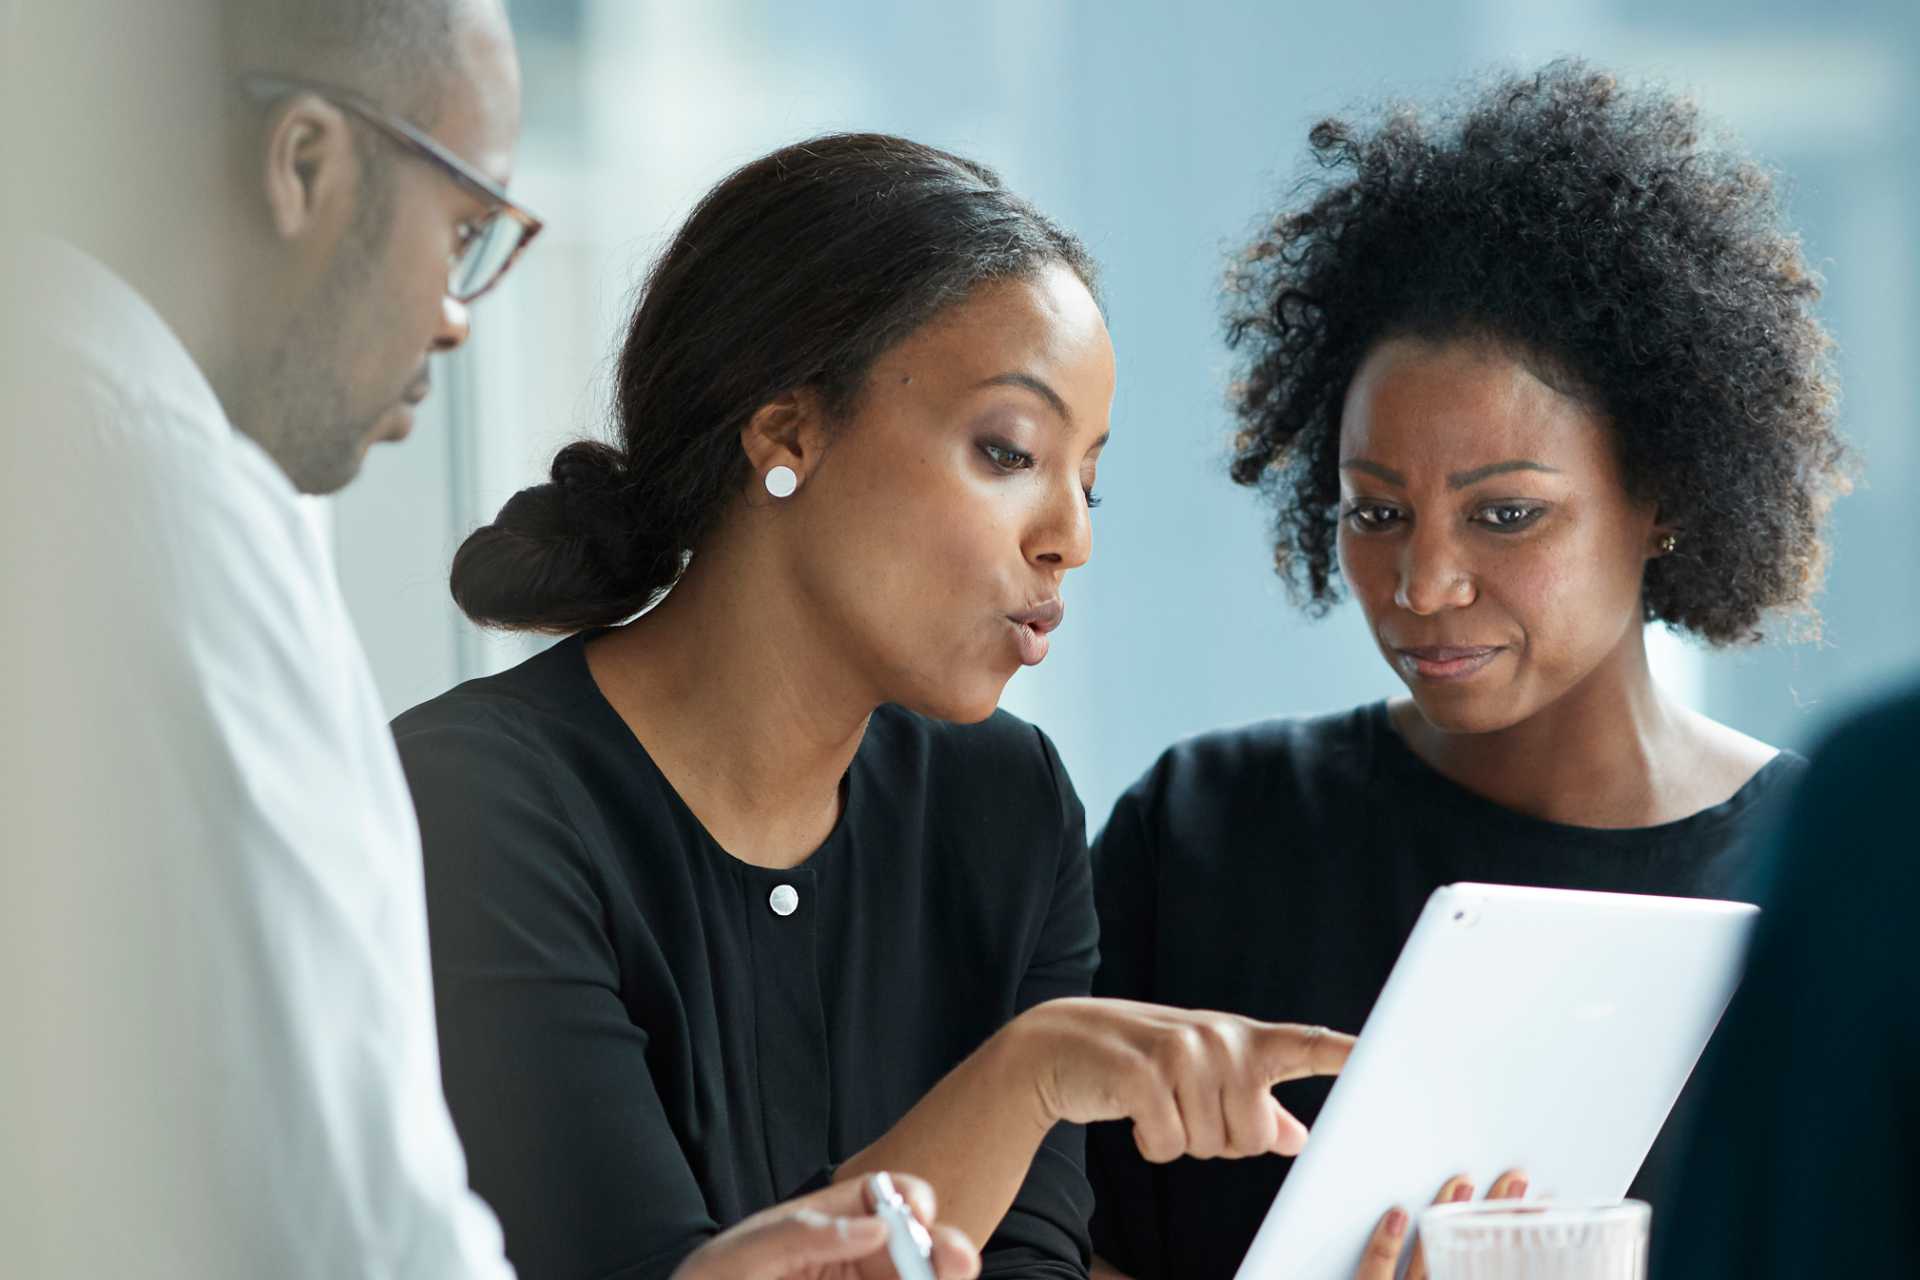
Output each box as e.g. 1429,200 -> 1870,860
1657,533 -> 1678,555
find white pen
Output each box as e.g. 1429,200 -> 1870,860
866,1171 -> 937,1280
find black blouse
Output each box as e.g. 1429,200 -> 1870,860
394,634 -> 1097,1280
1087,702 -> 1802,1280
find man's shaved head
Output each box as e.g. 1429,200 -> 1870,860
226,0 -> 503,124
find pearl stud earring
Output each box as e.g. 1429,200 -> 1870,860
765,465 -> 798,499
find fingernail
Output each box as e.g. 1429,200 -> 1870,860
1509,1178 -> 1529,1198
1451,1182 -> 1474,1202
1386,1208 -> 1409,1239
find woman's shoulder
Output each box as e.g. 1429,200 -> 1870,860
1089,705 -> 1386,879
1672,707 -> 1809,828
1122,704 -> 1384,817
389,637 -> 616,829
393,636 -> 598,759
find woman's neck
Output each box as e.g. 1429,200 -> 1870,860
1390,629 -> 1763,829
584,537 -> 875,870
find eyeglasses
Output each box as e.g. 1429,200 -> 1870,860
237,72 -> 542,303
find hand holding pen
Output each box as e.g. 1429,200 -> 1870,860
670,1171 -> 979,1280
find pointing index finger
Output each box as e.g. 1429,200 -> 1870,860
1254,1023 -> 1355,1083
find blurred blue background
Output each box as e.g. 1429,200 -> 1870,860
334,0 -> 1919,830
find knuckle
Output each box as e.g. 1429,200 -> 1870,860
1152,1025 -> 1206,1076
1120,1050 -> 1161,1099
1200,1019 -> 1245,1066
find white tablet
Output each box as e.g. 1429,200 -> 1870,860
1234,882 -> 1757,1280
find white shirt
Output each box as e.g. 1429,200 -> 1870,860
0,243 -> 515,1279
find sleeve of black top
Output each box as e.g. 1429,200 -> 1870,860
1652,695 -> 1920,1279
396,717 -> 719,1280
978,726 -> 1102,1280
1084,767 -> 1167,1279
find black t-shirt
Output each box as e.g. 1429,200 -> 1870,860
393,634 -> 1098,1280
1087,702 -> 1802,1280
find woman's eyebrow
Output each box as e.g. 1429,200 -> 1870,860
1447,459 -> 1561,489
1339,458 -> 1563,489
1339,458 -> 1404,486
977,372 -> 1069,423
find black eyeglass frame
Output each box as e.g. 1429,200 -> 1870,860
237,71 -> 543,302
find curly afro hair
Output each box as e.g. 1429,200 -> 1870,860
1225,61 -> 1848,644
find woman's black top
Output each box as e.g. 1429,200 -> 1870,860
393,635 -> 1097,1280
1087,702 -> 1802,1280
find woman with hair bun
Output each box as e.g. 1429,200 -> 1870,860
1087,63 -> 1851,1280
395,133 -> 1352,1280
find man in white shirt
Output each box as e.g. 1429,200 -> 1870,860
0,3 -> 972,1277
0,2 -> 538,1275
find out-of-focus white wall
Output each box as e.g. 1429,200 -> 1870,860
335,0 -> 1920,828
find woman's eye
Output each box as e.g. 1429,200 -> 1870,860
1475,503 -> 1545,531
1084,488 -> 1103,510
982,442 -> 1035,472
1343,503 -> 1403,531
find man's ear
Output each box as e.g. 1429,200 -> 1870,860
739,388 -> 831,497
259,93 -> 358,242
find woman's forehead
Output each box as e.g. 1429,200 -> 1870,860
872,271 -> 1113,407
1341,337 -> 1610,470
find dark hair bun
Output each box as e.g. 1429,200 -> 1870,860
449,441 -> 680,633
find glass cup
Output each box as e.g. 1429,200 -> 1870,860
1417,1200 -> 1650,1279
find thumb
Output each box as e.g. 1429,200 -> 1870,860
1261,1096 -> 1311,1157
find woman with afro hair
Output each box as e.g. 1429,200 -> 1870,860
1087,62 -> 1850,1280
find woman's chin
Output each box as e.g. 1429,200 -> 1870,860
1405,685 -> 1528,738
897,672 -> 1014,726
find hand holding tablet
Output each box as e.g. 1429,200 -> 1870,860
1353,1171 -> 1529,1280
1235,884 -> 1756,1280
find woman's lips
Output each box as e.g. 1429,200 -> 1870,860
1007,599 -> 1065,667
1394,644 -> 1505,682
1011,619 -> 1051,666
